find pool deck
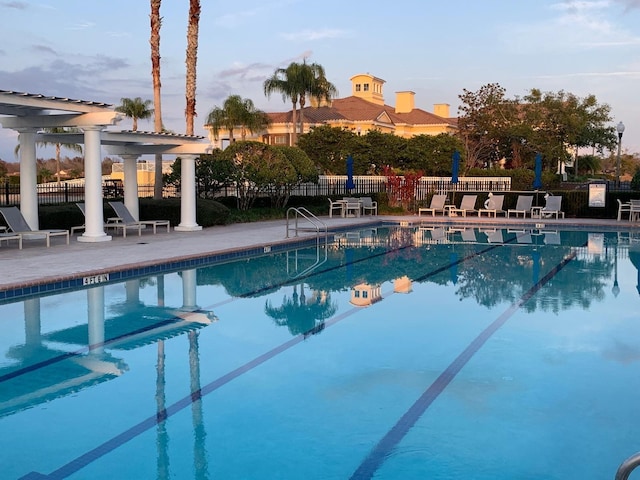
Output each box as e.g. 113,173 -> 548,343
1,213 -> 638,293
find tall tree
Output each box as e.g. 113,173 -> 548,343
115,97 -> 153,131
150,0 -> 164,199
263,62 -> 305,145
206,95 -> 270,143
264,61 -> 337,145
298,62 -> 337,136
14,127 -> 83,186
185,0 -> 201,136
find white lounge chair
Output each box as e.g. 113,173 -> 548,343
0,206 -> 69,247
0,232 -> 23,249
418,194 -> 447,216
541,195 -> 564,219
479,194 -> 505,217
507,195 -> 533,218
108,201 -> 170,237
450,195 -> 478,217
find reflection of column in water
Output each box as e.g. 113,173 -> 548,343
24,298 -> 41,347
189,330 -> 209,479
125,279 -> 141,306
87,286 -> 105,355
182,269 -> 197,310
156,340 -> 170,480
157,275 -> 165,307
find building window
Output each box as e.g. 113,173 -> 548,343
363,83 -> 369,92
274,135 -> 287,145
363,291 -> 368,298
355,84 -> 361,92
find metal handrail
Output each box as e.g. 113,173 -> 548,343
616,452 -> 640,480
285,207 -> 327,239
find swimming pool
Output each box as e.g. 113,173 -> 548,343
1,225 -> 639,479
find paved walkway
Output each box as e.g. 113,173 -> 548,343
1,214 -> 637,292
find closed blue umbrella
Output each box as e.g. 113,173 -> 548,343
451,150 -> 460,184
451,150 -> 460,204
345,155 -> 355,191
533,153 -> 543,190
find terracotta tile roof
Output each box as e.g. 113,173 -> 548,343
266,96 -> 456,128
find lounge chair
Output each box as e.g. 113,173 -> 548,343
418,194 -> 447,217
507,195 -> 533,218
360,197 -> 378,215
479,194 -> 505,217
631,200 -> 640,222
0,232 -> 23,249
541,195 -> 564,219
0,206 -> 69,247
108,201 -> 170,237
450,195 -> 478,217
481,228 -> 504,243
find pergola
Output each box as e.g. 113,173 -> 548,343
0,89 -> 211,242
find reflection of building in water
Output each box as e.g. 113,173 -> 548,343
350,283 -> 382,307
394,276 -> 413,294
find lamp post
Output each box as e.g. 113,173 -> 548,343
616,121 -> 625,186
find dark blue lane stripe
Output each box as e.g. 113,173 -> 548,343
349,249 -> 579,480
26,308 -> 357,480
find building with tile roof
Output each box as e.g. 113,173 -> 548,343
206,73 -> 457,148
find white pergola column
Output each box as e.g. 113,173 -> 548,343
17,128 -> 39,229
121,154 -> 140,220
79,126 -> 111,242
175,154 -> 202,231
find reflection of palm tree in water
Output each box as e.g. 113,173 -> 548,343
265,284 -> 338,336
156,340 -> 169,480
189,330 -> 209,480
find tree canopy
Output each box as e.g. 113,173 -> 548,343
115,97 -> 153,131
206,95 -> 270,143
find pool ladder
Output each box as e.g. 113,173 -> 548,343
615,452 -> 640,479
285,207 -> 328,240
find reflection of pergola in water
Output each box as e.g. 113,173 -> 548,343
0,90 -> 212,241
0,272 -> 215,476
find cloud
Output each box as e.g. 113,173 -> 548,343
66,21 -> 95,31
0,1 -> 27,9
0,55 -> 130,99
280,28 -> 349,41
32,44 -> 58,56
214,1 -> 299,28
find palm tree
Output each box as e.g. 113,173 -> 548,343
15,127 -> 83,186
115,97 -> 153,131
299,62 -> 337,136
206,95 -> 270,143
263,61 -> 337,144
150,0 -> 164,200
185,0 -> 201,136
263,62 -> 306,145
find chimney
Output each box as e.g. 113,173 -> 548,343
433,103 -> 450,118
395,91 -> 415,114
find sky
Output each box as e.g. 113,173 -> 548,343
1,0 -> 640,163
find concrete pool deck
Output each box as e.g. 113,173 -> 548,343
1,213 -> 638,293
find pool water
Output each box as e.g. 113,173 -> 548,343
1,225 -> 640,479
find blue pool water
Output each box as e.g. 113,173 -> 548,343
1,225 -> 640,479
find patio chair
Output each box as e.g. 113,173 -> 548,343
108,201 -> 170,237
450,195 -> 478,217
507,195 -> 533,218
479,194 -> 505,217
418,194 -> 447,217
0,206 -> 69,247
541,195 -> 564,219
342,197 -> 361,217
617,199 -> 632,221
631,200 -> 640,222
328,198 -> 344,218
360,197 -> 378,215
